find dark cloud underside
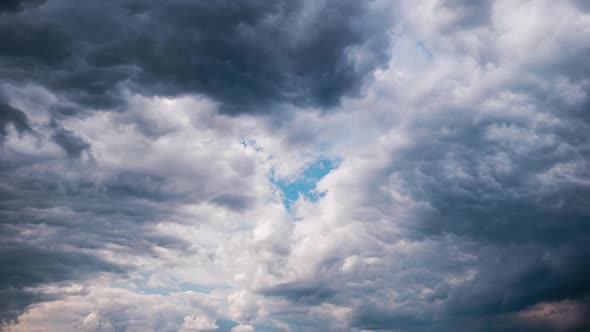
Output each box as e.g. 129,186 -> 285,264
0,100 -> 30,138
1,1 -> 590,331
0,0 -> 390,113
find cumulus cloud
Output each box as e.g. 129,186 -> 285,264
1,0 -> 589,331
230,325 -> 254,332
0,99 -> 30,138
2,284 -> 223,332
0,0 -> 390,113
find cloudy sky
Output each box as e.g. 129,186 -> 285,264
1,0 -> 590,331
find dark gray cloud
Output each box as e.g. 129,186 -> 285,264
572,0 -> 590,12
246,2 -> 590,330
0,0 -> 390,114
0,0 -> 45,13
0,100 -> 31,138
347,101 -> 590,329
2,1 -> 590,331
50,121 -> 91,158
212,193 -> 255,212
0,244 -> 121,323
262,282 -> 336,306
0,160 -> 190,323
440,0 -> 492,30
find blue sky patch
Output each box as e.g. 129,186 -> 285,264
273,159 -> 337,209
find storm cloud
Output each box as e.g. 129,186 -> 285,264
1,0 -> 590,331
0,0 -> 390,113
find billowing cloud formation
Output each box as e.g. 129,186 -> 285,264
0,0 -> 389,113
1,0 -> 590,331
0,99 -> 30,138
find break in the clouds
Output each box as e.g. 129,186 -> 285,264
1,1 -> 590,331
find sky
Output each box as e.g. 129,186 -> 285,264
0,0 -> 589,331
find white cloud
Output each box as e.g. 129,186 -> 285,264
2,1 -> 590,331
231,324 -> 255,332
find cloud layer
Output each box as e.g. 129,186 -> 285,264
0,0 -> 390,113
1,0 -> 590,331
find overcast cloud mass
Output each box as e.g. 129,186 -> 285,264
1,0 -> 590,331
